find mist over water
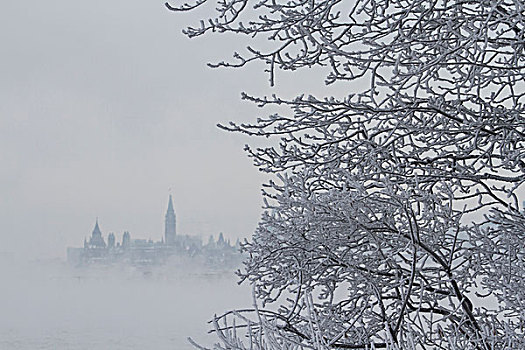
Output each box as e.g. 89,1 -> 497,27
0,257 -> 251,350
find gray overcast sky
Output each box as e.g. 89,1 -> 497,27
0,0 -> 279,259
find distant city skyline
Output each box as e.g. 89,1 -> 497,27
67,194 -> 241,268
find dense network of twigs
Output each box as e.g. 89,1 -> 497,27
167,0 -> 525,348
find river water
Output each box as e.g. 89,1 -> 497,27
0,259 -> 251,350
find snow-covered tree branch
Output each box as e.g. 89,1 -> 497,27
167,0 -> 525,348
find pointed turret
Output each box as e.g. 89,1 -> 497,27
88,219 -> 106,248
107,233 -> 115,248
122,231 -> 131,248
165,195 -> 176,245
92,219 -> 102,236
217,232 -> 225,247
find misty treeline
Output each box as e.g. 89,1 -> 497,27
166,0 -> 525,348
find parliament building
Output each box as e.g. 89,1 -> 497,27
67,195 -> 241,268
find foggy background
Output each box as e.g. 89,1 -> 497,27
0,3 -> 269,348
0,0 -> 276,260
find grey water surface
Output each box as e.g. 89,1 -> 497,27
0,259 -> 250,350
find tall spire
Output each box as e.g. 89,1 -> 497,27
167,194 -> 174,212
165,195 -> 176,245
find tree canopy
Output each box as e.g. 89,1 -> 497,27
167,0 -> 525,348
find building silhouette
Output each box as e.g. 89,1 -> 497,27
67,196 -> 241,269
